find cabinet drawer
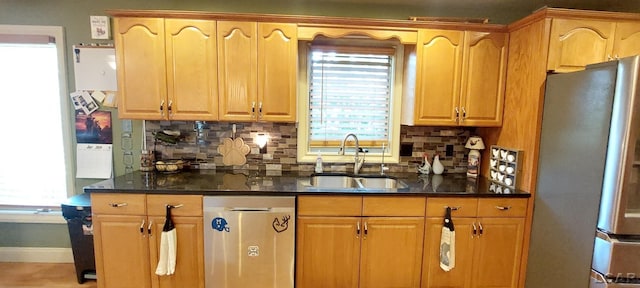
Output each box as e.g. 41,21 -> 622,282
92,193 -> 146,215
363,196 -> 425,216
426,198 -> 478,217
146,195 -> 203,217
297,196 -> 362,216
477,198 -> 528,217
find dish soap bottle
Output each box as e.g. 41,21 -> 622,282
315,153 -> 324,173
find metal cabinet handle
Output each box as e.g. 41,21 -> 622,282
495,206 -> 512,210
454,107 -> 460,123
147,220 -> 153,236
356,221 -> 361,238
444,206 -> 461,211
258,102 -> 263,119
140,219 -> 145,234
168,100 -> 173,116
472,223 -> 477,237
160,100 -> 165,116
608,54 -> 613,61
479,222 -> 483,236
167,204 -> 183,209
251,102 -> 256,118
108,202 -> 128,208
364,222 -> 368,239
461,107 -> 467,121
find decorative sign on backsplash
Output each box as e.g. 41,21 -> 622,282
488,145 -> 522,194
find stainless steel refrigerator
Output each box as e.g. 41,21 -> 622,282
526,56 -> 640,288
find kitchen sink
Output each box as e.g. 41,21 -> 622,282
307,174 -> 409,192
310,175 -> 361,189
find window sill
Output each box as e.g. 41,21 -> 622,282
0,210 -> 65,224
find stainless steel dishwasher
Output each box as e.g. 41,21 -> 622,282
203,196 -> 295,288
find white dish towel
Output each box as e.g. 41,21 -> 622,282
439,206 -> 455,272
156,205 -> 177,276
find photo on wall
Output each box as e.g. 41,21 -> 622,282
75,110 -> 112,144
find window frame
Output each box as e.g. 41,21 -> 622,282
0,25 -> 74,209
297,38 -> 403,164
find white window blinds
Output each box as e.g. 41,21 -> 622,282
309,46 -> 393,147
0,30 -> 69,207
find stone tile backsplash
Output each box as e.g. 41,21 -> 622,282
146,121 -> 474,174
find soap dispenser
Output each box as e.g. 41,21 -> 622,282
315,153 -> 324,173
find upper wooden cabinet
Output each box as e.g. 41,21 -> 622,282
613,22 -> 640,59
115,17 -> 218,120
547,18 -> 616,72
547,18 -> 640,72
460,32 -> 508,126
115,17 -> 167,120
164,19 -> 218,121
217,21 -> 297,122
412,29 -> 507,126
414,29 -> 463,126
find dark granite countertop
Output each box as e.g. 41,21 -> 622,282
84,170 -> 530,198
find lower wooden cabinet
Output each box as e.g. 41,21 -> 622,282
296,217 -> 361,288
92,194 -> 204,288
422,197 -> 526,288
94,214 -> 152,288
296,196 -> 425,288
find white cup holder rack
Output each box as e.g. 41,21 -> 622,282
489,145 -> 522,194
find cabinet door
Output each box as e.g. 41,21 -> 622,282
114,17 -> 167,120
360,217 -> 425,288
257,23 -> 297,122
165,19 -> 218,121
613,22 -> 640,59
148,216 -> 204,288
472,217 -> 525,288
459,32 -> 507,127
296,217 -> 361,288
217,21 -> 258,121
414,29 -> 463,126
421,217 -> 476,288
547,19 -> 616,72
94,214 -> 151,288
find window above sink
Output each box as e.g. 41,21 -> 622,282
296,36 -> 404,164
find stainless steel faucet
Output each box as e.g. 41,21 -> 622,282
380,143 -> 389,175
339,133 -> 364,174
